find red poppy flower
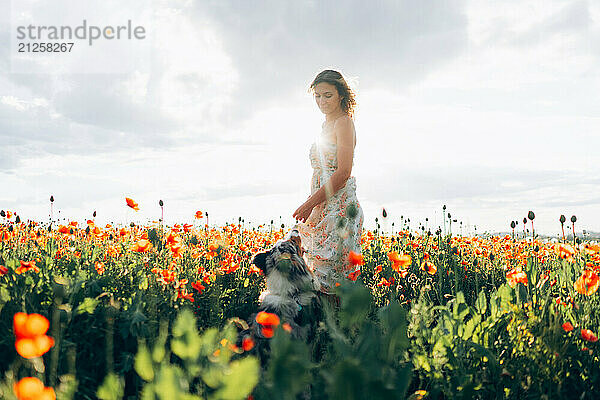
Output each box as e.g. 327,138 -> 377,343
574,270 -> 599,295
125,197 -> 140,211
242,336 -> 254,351
131,239 -> 152,253
348,251 -> 364,266
13,313 -> 55,359
562,322 -> 574,332
420,261 -> 437,275
255,311 -> 280,338
13,377 -> 55,400
581,329 -> 598,343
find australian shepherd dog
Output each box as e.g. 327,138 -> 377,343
250,228 -> 324,341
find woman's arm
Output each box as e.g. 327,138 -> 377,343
305,117 -> 355,209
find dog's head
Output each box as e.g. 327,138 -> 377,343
251,229 -> 320,293
252,229 -> 304,275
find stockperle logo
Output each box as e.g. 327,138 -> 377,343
16,19 -> 146,46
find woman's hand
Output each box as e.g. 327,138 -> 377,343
293,200 -> 315,223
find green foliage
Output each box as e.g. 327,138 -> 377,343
135,308 -> 259,400
97,373 -> 124,400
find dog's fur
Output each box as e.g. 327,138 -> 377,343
250,229 -> 323,339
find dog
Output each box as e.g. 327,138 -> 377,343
250,228 -> 323,340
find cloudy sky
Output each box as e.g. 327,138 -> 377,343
1,0 -> 599,235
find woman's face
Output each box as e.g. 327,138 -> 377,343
314,82 -> 342,115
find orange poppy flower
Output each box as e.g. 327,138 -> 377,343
581,329 -> 598,343
555,243 -> 575,261
131,239 -> 152,252
13,313 -> 55,359
125,197 -> 140,211
420,261 -> 437,275
191,281 -> 205,293
348,251 -> 364,266
195,211 -> 203,219
242,336 -> 255,351
562,322 -> 574,332
256,311 -> 280,326
347,269 -> 361,281
16,260 -> 39,275
255,311 -> 280,338
574,270 -> 599,295
506,268 -> 528,288
388,251 -> 411,272
13,377 -> 55,400
282,323 -> 292,333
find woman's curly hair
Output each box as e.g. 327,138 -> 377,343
309,70 -> 357,119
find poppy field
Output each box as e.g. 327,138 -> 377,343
0,200 -> 599,399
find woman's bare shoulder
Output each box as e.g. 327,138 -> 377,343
333,115 -> 355,132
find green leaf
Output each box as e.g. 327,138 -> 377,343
213,357 -> 259,400
96,373 -> 124,400
55,374 -> 78,400
135,342 -> 154,382
76,297 -> 99,315
139,276 -> 149,290
172,309 -> 202,360
475,290 -> 487,315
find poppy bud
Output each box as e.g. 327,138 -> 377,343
15,215 -> 20,223
473,259 -> 478,267
510,221 -> 516,229
48,224 -> 52,232
559,215 -> 566,224
159,200 -> 164,207
375,217 -> 378,223
528,211 -> 535,220
534,245 -> 539,252
69,228 -> 73,234
281,223 -> 285,229
130,222 -> 135,227
86,226 -> 90,235
443,205 -> 446,211
93,211 -> 97,217
9,225 -> 13,232
382,208 -> 387,218
571,215 -> 577,223
448,213 -> 451,219
523,218 -> 527,225
50,195 -> 54,202
0,210 -> 4,217
490,253 -> 495,261
452,219 -> 457,223
576,238 -> 581,244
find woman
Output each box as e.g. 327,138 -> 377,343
292,69 -> 364,293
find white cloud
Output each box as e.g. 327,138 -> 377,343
1,0 -> 599,235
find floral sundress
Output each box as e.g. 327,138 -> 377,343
294,124 -> 364,291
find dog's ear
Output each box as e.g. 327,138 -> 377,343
289,230 -> 303,256
252,251 -> 270,273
